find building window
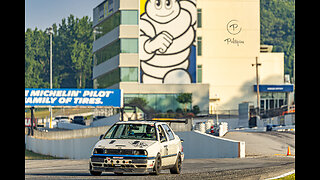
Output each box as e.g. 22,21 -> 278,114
94,38 -> 138,66
95,67 -> 138,88
197,36 -> 202,56
94,11 -> 121,40
124,94 -> 192,113
96,68 -> 120,88
120,67 -> 138,82
260,92 -> 287,111
197,65 -> 202,83
197,9 -> 202,28
121,38 -> 138,53
94,40 -> 120,66
121,10 -> 138,25
94,10 -> 138,41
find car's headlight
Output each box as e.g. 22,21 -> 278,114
133,150 -> 148,156
93,148 -> 106,154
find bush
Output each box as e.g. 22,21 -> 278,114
176,108 -> 183,114
192,105 -> 200,115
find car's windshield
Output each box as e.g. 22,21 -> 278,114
104,124 -> 157,140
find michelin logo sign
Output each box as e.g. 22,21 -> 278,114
139,0 -> 197,84
25,88 -> 123,107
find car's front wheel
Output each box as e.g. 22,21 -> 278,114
170,153 -> 182,174
151,154 -> 162,175
90,170 -> 102,176
89,163 -> 102,176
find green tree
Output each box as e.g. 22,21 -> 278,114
70,16 -> 93,88
53,15 -> 93,88
25,28 -> 50,88
176,93 -> 192,113
192,105 -> 200,115
128,97 -> 148,107
260,0 -> 295,78
25,15 -> 93,88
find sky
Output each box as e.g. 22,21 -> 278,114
25,0 -> 104,31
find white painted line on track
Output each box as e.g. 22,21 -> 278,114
265,170 -> 295,180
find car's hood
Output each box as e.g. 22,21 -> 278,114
94,139 -> 157,150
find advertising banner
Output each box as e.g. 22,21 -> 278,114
25,88 -> 123,107
139,0 -> 197,84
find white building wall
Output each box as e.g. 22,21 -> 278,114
259,52 -> 285,85
92,0 -> 289,112
197,0 -> 285,111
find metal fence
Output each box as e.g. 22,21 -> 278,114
260,105 -> 295,119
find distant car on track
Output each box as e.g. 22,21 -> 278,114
72,116 -> 86,125
89,121 -> 184,176
59,116 -> 72,123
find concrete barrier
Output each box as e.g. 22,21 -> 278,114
25,125 -> 111,159
91,114 -> 120,127
284,114 -> 295,125
26,126 -> 245,159
176,131 -> 245,159
57,122 -> 87,130
272,125 -> 295,132
26,135 -> 99,159
229,127 -> 266,132
55,114 -> 121,130
27,126 -> 111,140
194,118 -> 239,130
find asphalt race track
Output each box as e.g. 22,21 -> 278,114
25,156 -> 294,179
25,131 -> 295,179
224,131 -> 295,157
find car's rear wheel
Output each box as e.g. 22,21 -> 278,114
170,153 -> 182,174
151,154 -> 162,175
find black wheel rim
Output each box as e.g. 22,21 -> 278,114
178,156 -> 181,171
157,157 -> 161,170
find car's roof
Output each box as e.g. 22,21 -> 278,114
116,121 -> 167,125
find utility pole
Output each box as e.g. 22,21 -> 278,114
47,27 -> 53,128
252,57 -> 261,115
30,106 -> 35,136
50,28 -> 52,89
292,54 -> 295,106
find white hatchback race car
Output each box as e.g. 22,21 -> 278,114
89,121 -> 184,175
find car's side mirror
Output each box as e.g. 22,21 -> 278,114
99,134 -> 104,140
181,139 -> 184,143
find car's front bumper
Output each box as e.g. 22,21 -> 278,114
90,154 -> 155,173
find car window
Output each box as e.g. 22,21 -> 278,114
103,124 -> 157,140
158,125 -> 167,142
162,124 -> 175,141
104,124 -> 117,138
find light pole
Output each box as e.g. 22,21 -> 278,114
252,57 -> 261,116
47,27 -> 53,128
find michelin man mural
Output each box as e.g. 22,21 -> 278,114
140,0 -> 196,84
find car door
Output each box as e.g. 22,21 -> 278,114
157,124 -> 170,167
162,124 -> 179,165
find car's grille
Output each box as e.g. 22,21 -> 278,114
107,149 -> 133,155
94,148 -> 147,155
